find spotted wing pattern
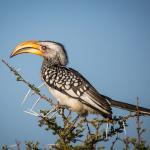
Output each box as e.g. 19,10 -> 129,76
42,65 -> 112,118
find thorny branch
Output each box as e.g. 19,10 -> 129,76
1,59 -> 150,150
2,59 -> 53,105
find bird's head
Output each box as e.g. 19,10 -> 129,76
10,40 -> 68,66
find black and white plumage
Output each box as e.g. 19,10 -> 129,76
41,60 -> 112,118
10,40 -> 150,119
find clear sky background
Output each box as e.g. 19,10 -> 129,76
0,0 -> 150,149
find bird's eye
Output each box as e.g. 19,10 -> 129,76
41,45 -> 47,50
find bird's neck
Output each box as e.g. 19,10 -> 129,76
41,59 -> 61,74
42,58 -> 59,67
41,59 -> 53,70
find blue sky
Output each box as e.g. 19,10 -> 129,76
0,0 -> 150,148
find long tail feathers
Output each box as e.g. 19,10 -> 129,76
109,99 -> 150,115
101,95 -> 150,115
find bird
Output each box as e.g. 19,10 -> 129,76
10,40 -> 150,119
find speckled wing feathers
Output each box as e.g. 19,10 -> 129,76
42,65 -> 112,117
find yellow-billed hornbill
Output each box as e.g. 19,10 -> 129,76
10,40 -> 150,119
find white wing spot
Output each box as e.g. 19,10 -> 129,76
65,85 -> 70,90
66,81 -> 70,85
77,90 -> 81,96
83,86 -> 87,90
50,80 -> 54,84
74,83 -> 78,86
56,76 -> 59,80
80,88 -> 84,92
56,83 -> 62,88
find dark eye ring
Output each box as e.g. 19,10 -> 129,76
41,45 -> 47,50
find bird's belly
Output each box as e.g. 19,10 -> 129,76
48,87 -> 84,113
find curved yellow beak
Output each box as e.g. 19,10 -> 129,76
10,41 -> 44,58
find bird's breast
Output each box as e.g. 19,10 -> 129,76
48,86 -> 84,112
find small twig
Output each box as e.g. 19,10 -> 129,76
31,82 -> 45,96
95,121 -> 100,140
136,97 -> 141,149
70,115 -> 80,132
110,134 -> 119,150
83,117 -> 91,135
65,110 -> 72,125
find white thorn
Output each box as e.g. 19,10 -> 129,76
38,82 -> 45,88
123,121 -> 127,135
21,89 -> 31,105
30,97 -> 41,110
30,109 -> 40,116
105,123 -> 109,139
24,110 -> 35,116
21,82 -> 45,105
24,110 -> 39,117
45,107 -> 56,117
48,109 -> 61,119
